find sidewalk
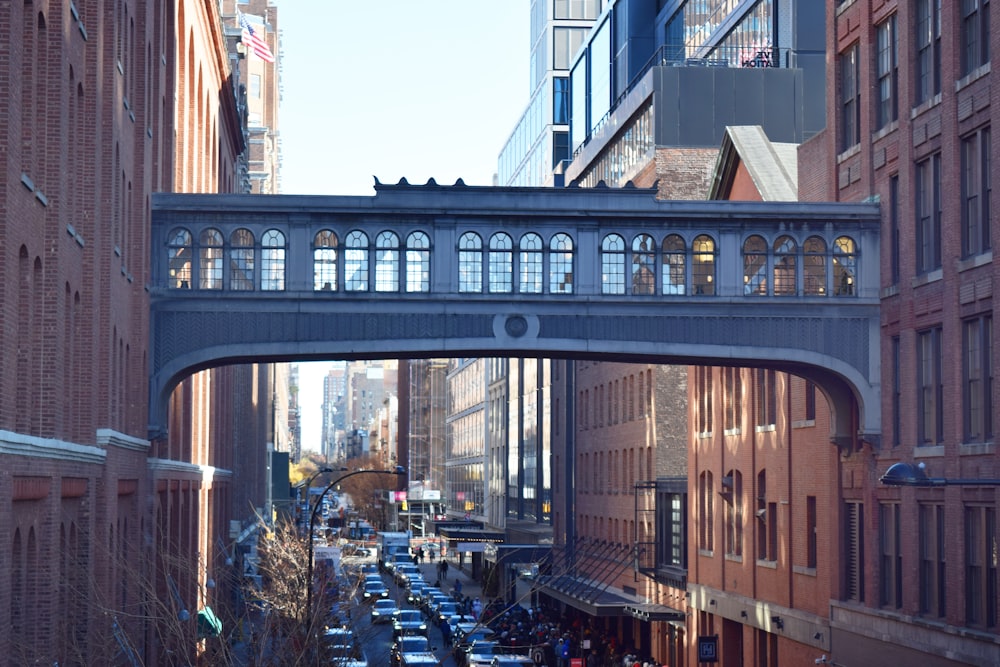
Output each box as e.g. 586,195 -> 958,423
416,552 -> 484,602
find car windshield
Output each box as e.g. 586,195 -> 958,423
397,610 -> 422,622
365,582 -> 384,590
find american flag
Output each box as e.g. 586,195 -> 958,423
239,11 -> 274,63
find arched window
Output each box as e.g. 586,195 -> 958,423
772,235 -> 797,296
742,235 -> 768,295
345,230 -> 369,291
230,228 -> 255,290
519,233 -> 543,294
374,231 -> 399,292
313,230 -> 338,291
488,232 -> 513,293
261,229 -> 285,291
692,234 -> 716,295
549,233 -> 574,294
405,231 -> 430,293
601,234 -> 626,294
199,228 -> 223,290
661,234 -> 686,295
833,236 -> 857,296
631,234 -> 655,295
167,228 -> 192,289
458,232 -> 483,293
803,236 -> 827,295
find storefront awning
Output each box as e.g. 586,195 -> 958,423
535,574 -> 638,617
623,603 -> 686,623
197,606 -> 223,639
437,525 -> 506,543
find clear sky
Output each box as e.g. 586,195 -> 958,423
277,1 -> 530,451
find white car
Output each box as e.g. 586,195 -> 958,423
370,598 -> 401,623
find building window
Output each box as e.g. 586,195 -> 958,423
961,0 -> 991,76
723,367 -> 741,432
692,235 -> 716,295
553,77 -> 569,124
554,0 -> 600,20
755,369 -> 776,427
891,336 -> 901,447
313,230 -> 338,291
963,315 -> 993,443
879,503 -> 903,609
374,231 -> 399,292
631,234 -> 655,295
915,0 -> 941,103
260,229 -> 285,291
488,232 -> 513,294
553,131 -> 569,168
549,233 -> 574,294
518,233 -> 543,294
742,235 -> 767,295
458,232 -> 482,293
699,471 -> 714,552
918,327 -> 943,445
833,236 -> 857,296
167,228 -> 193,289
919,502 -> 946,617
756,471 -> 767,561
803,237 -> 827,295
661,234 -> 686,295
199,228 -> 224,290
656,488 -> 687,569
807,496 -> 817,569
696,367 -> 713,434
249,73 -> 261,98
344,230 -> 369,291
845,500 -> 865,602
229,228 -> 255,290
724,470 -> 742,558
601,234 -> 626,294
876,15 -> 898,128
804,380 -> 816,421
965,505 -> 997,628
916,153 -> 942,273
890,175 -> 900,283
773,236 -> 797,296
405,231 -> 430,293
554,27 -> 589,70
840,43 -> 861,151
962,127 -> 992,257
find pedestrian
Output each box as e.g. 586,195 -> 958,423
455,578 -> 463,596
559,638 -> 570,667
441,558 -> 450,579
472,596 -> 483,620
440,617 -> 452,646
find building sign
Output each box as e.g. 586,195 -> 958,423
697,636 -> 718,663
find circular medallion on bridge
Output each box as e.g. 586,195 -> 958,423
504,315 -> 528,337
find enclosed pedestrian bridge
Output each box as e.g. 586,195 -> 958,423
149,181 -> 881,447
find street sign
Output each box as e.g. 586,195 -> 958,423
697,636 -> 718,663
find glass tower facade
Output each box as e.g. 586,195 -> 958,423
497,0 -> 601,186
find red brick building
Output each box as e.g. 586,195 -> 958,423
801,2 -> 998,665
0,1 -> 277,663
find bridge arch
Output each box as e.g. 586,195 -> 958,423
150,183 -> 882,448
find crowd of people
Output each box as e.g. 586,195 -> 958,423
444,597 -> 661,667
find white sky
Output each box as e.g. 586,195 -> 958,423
277,1 -> 530,451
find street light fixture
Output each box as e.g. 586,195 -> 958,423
880,461 -> 1000,487
305,465 -> 406,639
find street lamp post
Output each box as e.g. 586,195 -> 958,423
880,461 -> 1000,486
305,465 -> 406,637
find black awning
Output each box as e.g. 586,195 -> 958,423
624,603 -> 686,623
437,526 -> 506,542
534,575 -> 636,618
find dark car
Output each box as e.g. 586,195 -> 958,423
362,579 -> 389,601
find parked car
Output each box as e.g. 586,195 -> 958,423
461,640 -> 504,667
391,635 -> 437,667
490,657 -> 534,667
